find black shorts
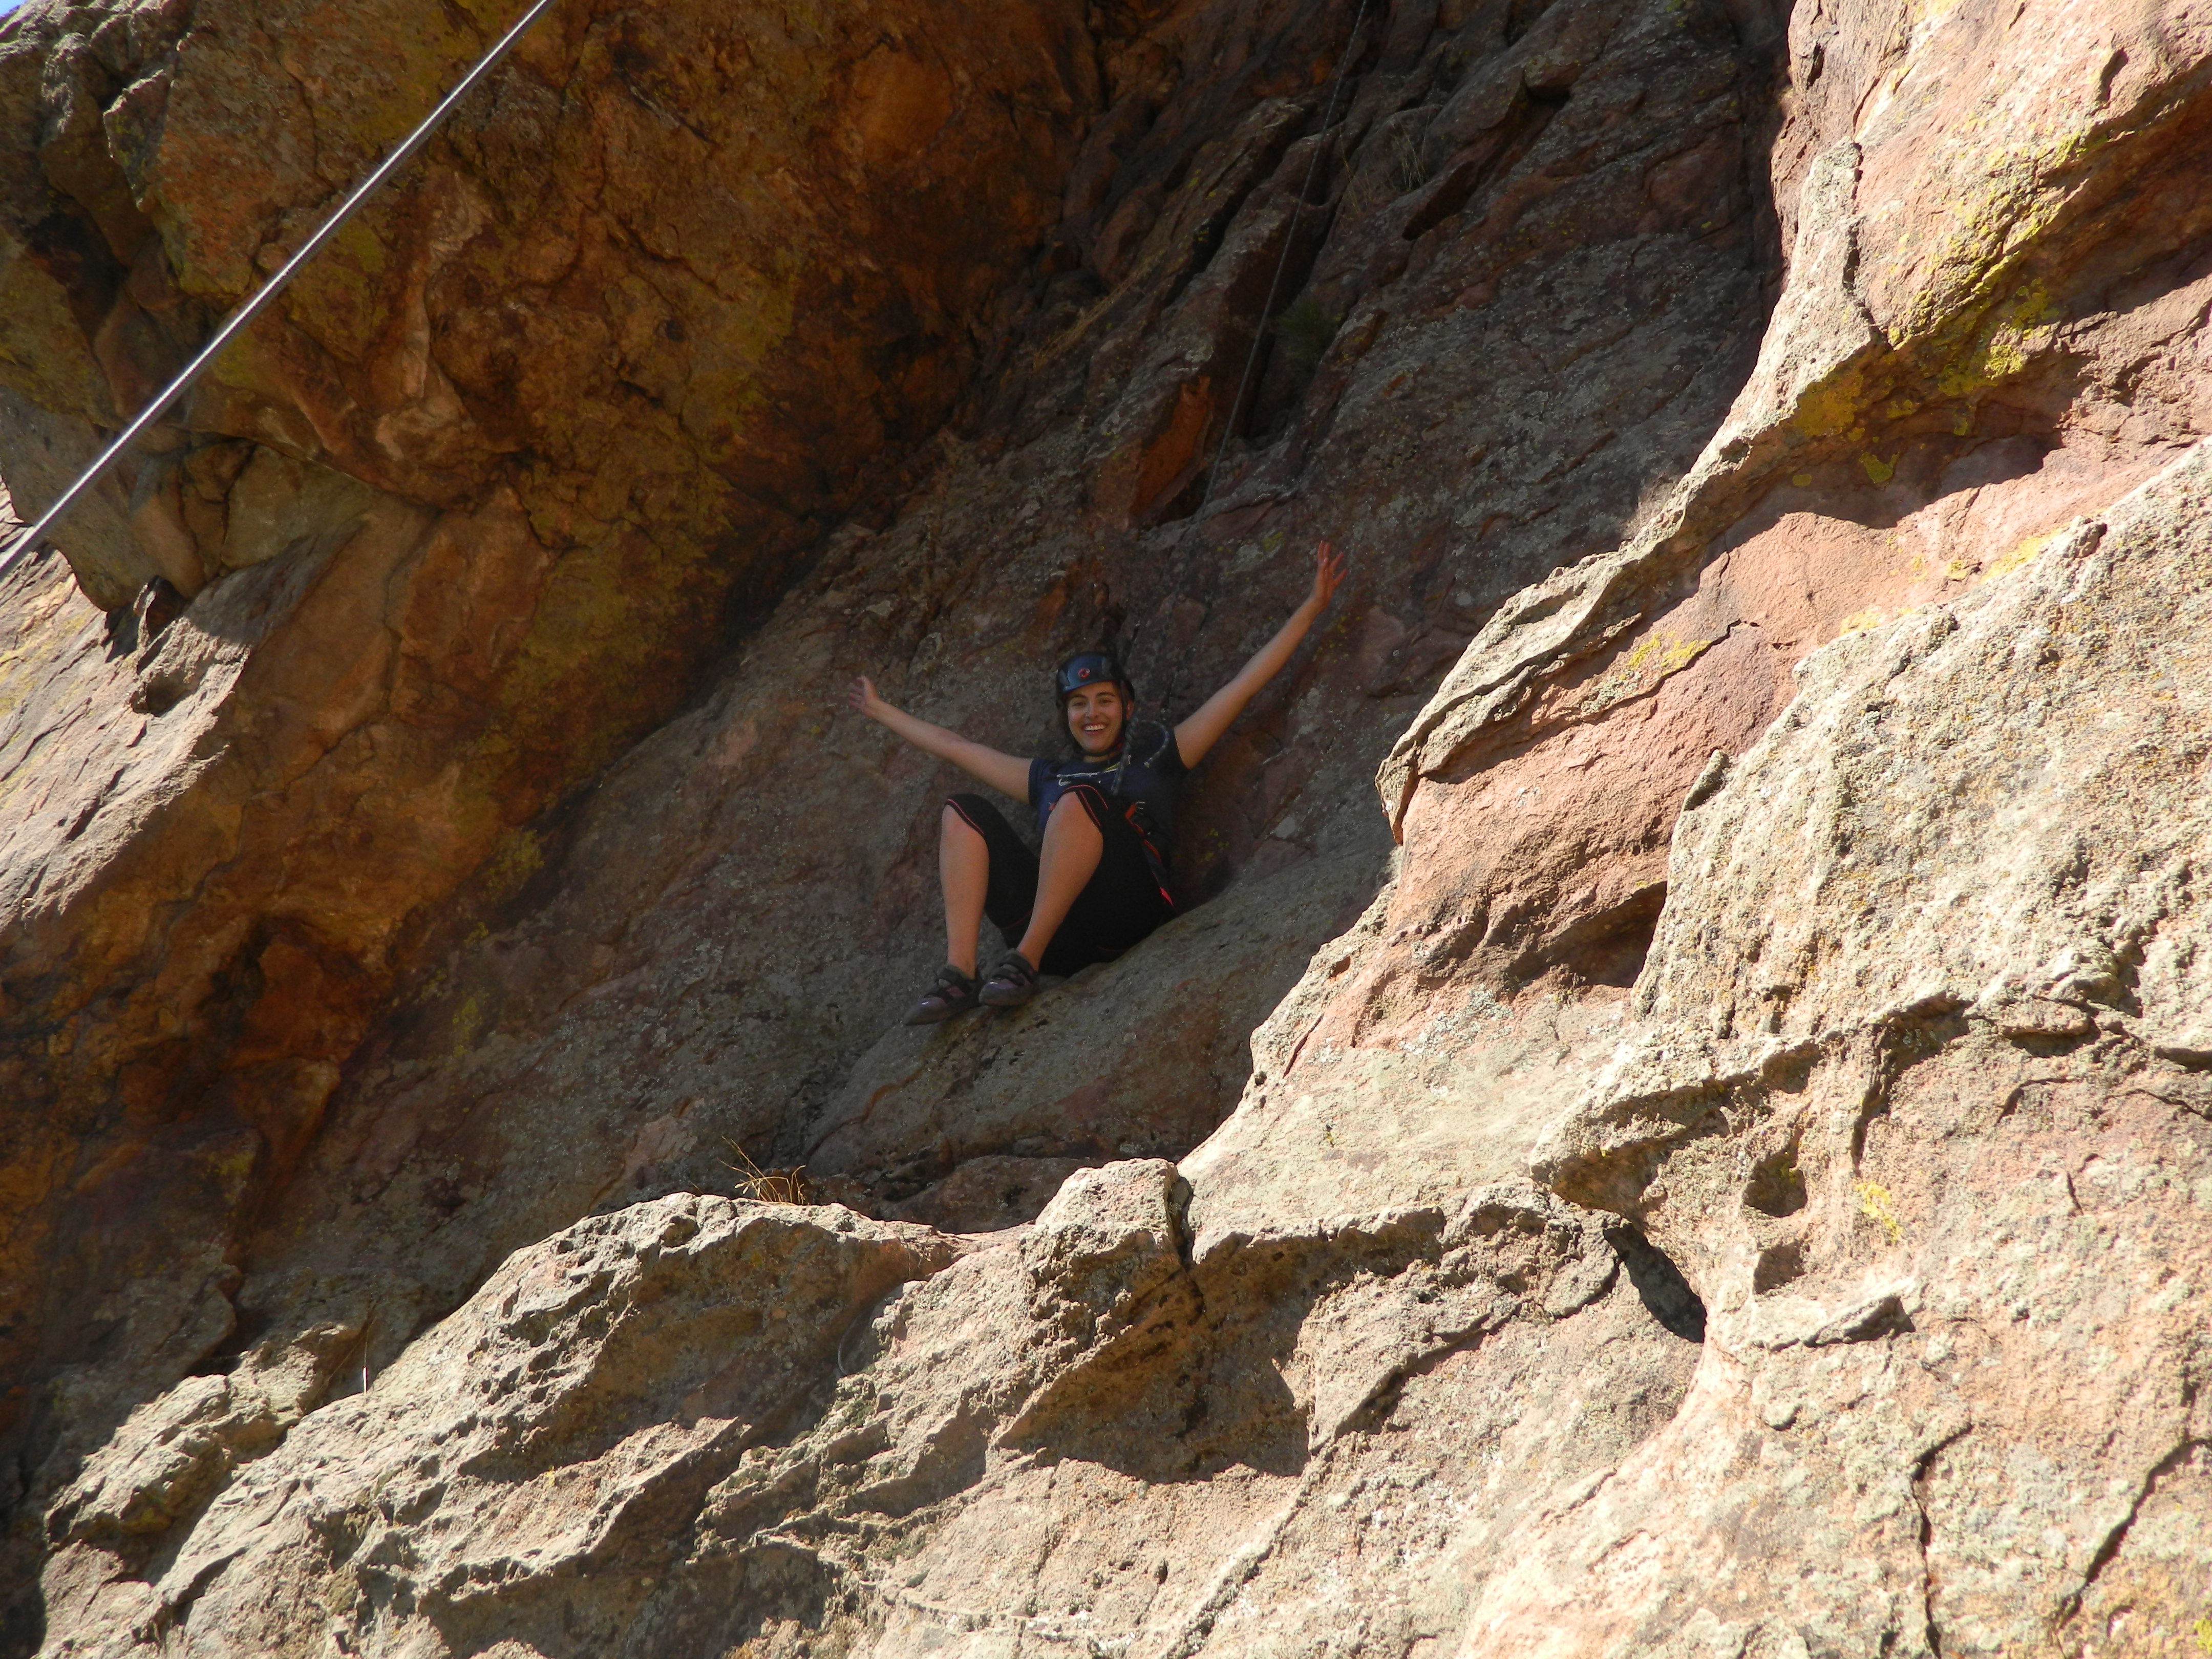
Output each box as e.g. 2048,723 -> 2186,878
948,789 -> 1176,977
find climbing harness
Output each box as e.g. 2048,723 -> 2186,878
1039,721 -> 1179,911
0,0 -> 570,584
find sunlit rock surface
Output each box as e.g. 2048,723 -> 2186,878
5,0 -> 2212,1653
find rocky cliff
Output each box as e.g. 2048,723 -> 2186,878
2,0 -> 2209,1653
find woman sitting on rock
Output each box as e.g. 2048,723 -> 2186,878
848,544 -> 1346,1023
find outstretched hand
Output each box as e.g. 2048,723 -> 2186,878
847,674 -> 884,720
1306,540 -> 1347,614
1174,539 -> 1350,768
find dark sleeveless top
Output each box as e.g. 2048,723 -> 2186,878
1028,720 -> 1189,865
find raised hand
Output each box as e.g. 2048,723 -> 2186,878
1173,539 -> 1350,768
842,673 -> 1033,799
1307,540 -> 1347,613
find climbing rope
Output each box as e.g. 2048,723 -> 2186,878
1195,0 -> 1378,517
1135,0 -> 1373,716
0,0 -> 569,585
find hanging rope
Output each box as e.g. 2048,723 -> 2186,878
0,0 -> 570,585
1133,0 -> 1373,716
1193,0 -> 1378,519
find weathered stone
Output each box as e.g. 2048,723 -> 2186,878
38,1197 -> 958,1658
0,0 -> 1097,1608
8,0 -> 2212,1653
13,0 -> 1784,1544
37,1161 -> 1694,1657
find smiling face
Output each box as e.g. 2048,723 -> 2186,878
1064,683 -> 1128,756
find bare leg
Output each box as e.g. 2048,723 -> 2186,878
940,804 -> 989,975
1015,793 -> 1103,969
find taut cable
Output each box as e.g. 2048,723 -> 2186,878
0,0 -> 569,586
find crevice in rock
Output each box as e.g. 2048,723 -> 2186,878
1909,1421 -> 1972,1659
1750,1239 -> 1805,1294
1501,0 -> 1559,48
1743,1138 -> 1806,1219
1845,1007 -> 1965,1169
1506,880 -> 1667,991
2057,1433 -> 2207,1627
1400,83 -> 1567,243
1600,1225 -> 1705,1343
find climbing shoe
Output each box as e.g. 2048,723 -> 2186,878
978,950 -> 1041,1008
905,963 -> 980,1026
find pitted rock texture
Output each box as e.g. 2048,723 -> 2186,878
41,1169 -> 1700,1659
17,0 -> 1786,1509
0,0 -> 1094,1604
1465,441 -> 2212,1659
40,1196 -> 963,1657
7,0 -> 2212,1654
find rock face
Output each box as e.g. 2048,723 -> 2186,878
0,0 -> 1094,1619
5,0 -> 2212,1653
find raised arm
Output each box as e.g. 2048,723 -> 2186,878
1174,541 -> 1346,768
847,675 -> 1032,801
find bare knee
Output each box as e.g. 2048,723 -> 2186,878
942,801 -> 984,843
1045,791 -> 1101,837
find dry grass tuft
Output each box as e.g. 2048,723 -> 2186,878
724,1141 -> 815,1206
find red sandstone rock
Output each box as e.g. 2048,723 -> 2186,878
4,0 -> 2212,1653
0,0 -> 1094,1611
